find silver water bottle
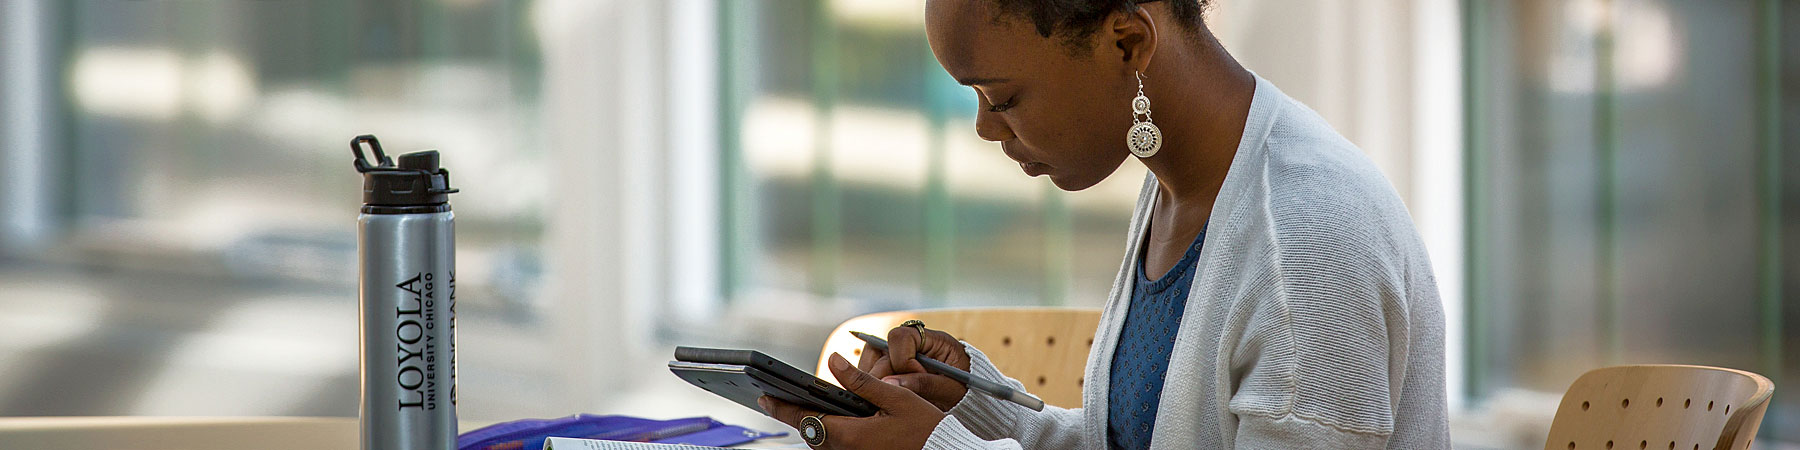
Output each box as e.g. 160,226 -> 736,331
353,135 -> 458,450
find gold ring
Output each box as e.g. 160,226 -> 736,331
799,414 -> 828,447
900,319 -> 927,338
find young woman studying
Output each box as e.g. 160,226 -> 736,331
758,0 -> 1450,448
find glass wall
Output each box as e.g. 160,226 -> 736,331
1465,0 -> 1796,440
716,0 -> 1150,312
15,0 -> 1796,442
1,0 -> 552,417
2,0 -> 1166,421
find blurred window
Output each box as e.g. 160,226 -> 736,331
19,0 -> 553,417
1464,0 -> 1797,440
716,0 -> 1150,312
62,0 -> 545,302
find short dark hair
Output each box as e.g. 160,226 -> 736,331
986,0 -> 1210,55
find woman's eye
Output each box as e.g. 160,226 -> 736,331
987,98 -> 1015,112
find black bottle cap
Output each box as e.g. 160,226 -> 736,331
398,150 -> 439,171
351,135 -> 459,207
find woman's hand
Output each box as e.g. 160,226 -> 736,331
760,353 -> 944,450
858,325 -> 971,412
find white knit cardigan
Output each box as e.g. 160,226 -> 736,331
921,76 -> 1450,449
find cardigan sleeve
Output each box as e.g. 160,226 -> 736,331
1224,267 -> 1402,450
1233,413 -> 1390,449
1219,259 -> 1404,449
1223,156 -> 1415,449
921,343 -> 1087,449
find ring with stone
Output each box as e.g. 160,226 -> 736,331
799,413 -> 828,447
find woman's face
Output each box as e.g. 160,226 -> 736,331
925,0 -> 1138,191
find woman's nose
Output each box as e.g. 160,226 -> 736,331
974,112 -> 1015,143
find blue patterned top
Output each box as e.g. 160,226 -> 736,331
1107,227 -> 1206,450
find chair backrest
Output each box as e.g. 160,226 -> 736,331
818,307 -> 1103,408
1543,365 -> 1774,450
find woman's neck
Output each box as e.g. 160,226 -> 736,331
1138,33 -> 1256,213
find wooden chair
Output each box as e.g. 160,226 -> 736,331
1543,365 -> 1774,450
817,307 -> 1103,409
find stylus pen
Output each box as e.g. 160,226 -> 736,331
849,331 -> 1047,411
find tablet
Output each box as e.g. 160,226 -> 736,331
669,347 -> 878,418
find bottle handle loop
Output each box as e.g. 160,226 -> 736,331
352,134 -> 394,173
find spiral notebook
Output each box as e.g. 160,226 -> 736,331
543,437 -> 720,450
543,437 -> 808,450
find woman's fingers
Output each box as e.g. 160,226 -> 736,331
827,352 -> 945,450
880,372 -> 969,412
919,329 -> 971,371
886,325 -> 971,376
760,396 -> 856,450
865,355 -> 895,379
827,353 -> 920,412
764,354 -> 946,450
856,343 -> 886,373
757,395 -> 814,431
884,326 -> 928,375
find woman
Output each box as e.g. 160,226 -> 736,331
759,0 -> 1450,448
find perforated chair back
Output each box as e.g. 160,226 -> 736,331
1543,364 -> 1774,450
818,308 -> 1103,408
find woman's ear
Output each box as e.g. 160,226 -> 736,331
1109,6 -> 1159,73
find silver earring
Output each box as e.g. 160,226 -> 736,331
1126,71 -> 1162,158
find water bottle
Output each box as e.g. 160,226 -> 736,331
352,135 -> 458,450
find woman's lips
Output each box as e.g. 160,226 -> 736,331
1021,161 -> 1050,177
1002,143 -> 1048,176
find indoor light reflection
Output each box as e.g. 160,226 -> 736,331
69,47 -> 257,123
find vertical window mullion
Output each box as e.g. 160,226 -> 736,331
807,0 -> 840,301
922,53 -> 954,307
715,0 -> 747,304
1754,0 -> 1784,436
1460,0 -> 1490,401
1593,0 -> 1620,366
1044,184 -> 1070,306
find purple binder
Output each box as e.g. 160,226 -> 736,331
457,414 -> 783,450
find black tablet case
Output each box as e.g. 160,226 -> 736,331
670,346 -> 879,417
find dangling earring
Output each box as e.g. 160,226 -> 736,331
1126,71 -> 1162,158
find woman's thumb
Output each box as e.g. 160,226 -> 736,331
828,352 -> 912,410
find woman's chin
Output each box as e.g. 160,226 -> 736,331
1045,172 -> 1103,192
1020,162 -> 1103,191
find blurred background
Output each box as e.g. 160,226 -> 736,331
0,0 -> 1794,448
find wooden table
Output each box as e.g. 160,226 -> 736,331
0,416 -> 801,449
0,416 -> 369,450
